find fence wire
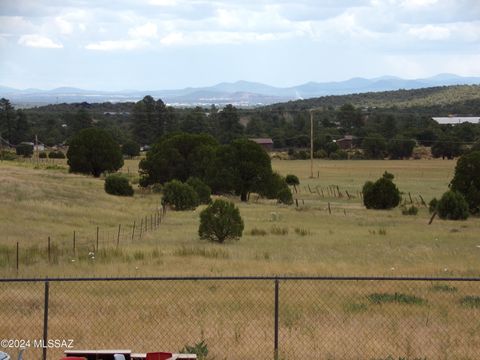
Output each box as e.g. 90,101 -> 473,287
1,277 -> 479,360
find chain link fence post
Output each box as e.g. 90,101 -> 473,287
274,278 -> 279,360
42,280 -> 50,360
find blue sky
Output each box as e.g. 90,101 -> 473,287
0,0 -> 479,90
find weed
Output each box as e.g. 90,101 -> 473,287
250,228 -> 267,236
151,248 -> 161,258
133,251 -> 145,260
271,226 -> 289,235
173,246 -> 230,259
378,228 -> 387,235
294,227 -> 310,236
367,292 -> 426,305
460,296 -> 480,309
431,284 -> 457,293
179,340 -> 209,360
401,205 -> 418,216
343,302 -> 368,313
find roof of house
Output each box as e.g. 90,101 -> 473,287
432,117 -> 480,125
336,135 -> 356,142
250,138 -> 274,145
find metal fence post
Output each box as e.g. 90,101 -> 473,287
42,281 -> 50,360
274,278 -> 279,360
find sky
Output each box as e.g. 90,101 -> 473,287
0,0 -> 479,90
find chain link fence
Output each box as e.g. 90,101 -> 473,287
1,276 -> 480,360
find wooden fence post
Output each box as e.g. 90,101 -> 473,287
96,226 -> 99,251
116,224 -> 121,248
47,237 -> 51,263
73,231 -> 76,255
131,221 -> 136,241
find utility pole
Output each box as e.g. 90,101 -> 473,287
35,134 -> 39,165
309,110 -> 314,178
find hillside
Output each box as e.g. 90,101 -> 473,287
267,85 -> 480,113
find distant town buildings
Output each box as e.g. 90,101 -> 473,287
432,116 -> 480,125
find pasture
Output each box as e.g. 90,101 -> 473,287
1,157 -> 478,278
2,158 -> 480,359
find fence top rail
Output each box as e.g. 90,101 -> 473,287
1,275 -> 480,283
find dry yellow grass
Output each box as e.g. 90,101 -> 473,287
1,158 -> 480,359
1,158 -> 479,278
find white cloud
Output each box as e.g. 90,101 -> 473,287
159,31 -> 280,46
85,39 -> 148,50
401,0 -> 439,8
128,22 -> 158,38
148,0 -> 178,6
55,17 -> 74,35
18,34 -> 63,48
408,24 -> 451,40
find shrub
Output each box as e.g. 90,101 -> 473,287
351,151 -> 365,160
401,205 -> 418,215
329,149 -> 348,160
285,174 -> 300,187
198,199 -> 244,243
250,228 -> 267,236
16,143 -> 33,157
429,198 -> 438,214
0,150 -> 16,160
450,151 -> 480,213
437,190 -> 469,220
362,172 -> 401,210
162,180 -> 199,210
151,183 -> 163,193
39,152 -> 47,158
314,149 -> 328,159
67,128 -> 123,177
186,177 -> 212,204
258,172 -> 293,205
277,188 -> 293,205
48,151 -> 66,159
104,174 -> 134,196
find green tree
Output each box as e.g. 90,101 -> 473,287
437,190 -> 469,220
450,151 -> 480,213
181,107 -> 208,134
337,103 -> 362,129
68,108 -> 92,135
162,180 -> 199,210
213,139 -> 273,202
132,96 -> 171,145
67,128 -> 123,177
139,133 -> 218,186
285,174 -> 300,193
363,172 -> 401,209
15,143 -> 33,157
0,98 -> 15,144
387,136 -> 416,159
122,140 -> 140,158
199,199 -> 244,243
217,105 -> 244,144
431,135 -> 463,159
362,133 -> 387,159
186,177 -> 212,204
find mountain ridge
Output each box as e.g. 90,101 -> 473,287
2,74 -> 479,107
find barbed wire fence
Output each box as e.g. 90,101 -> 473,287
1,276 -> 480,360
0,207 -> 166,272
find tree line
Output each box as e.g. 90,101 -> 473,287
1,84 -> 480,160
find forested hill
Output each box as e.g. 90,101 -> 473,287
267,85 -> 480,113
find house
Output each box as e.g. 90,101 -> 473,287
20,142 -> 45,151
432,116 -> 480,125
335,135 -> 356,150
249,138 -> 274,151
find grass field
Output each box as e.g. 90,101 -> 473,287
2,157 -> 480,359
1,157 -> 478,278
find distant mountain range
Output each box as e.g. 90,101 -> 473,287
2,73 -> 479,107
